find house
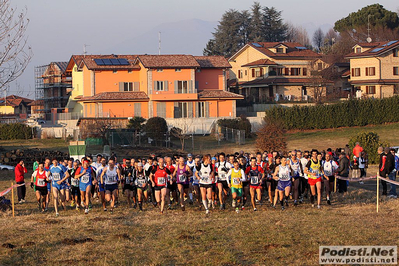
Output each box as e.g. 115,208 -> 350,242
228,42 -> 332,104
66,54 -> 242,120
34,62 -> 71,115
345,40 -> 399,98
0,95 -> 33,118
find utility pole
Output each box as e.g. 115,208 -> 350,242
158,32 -> 161,55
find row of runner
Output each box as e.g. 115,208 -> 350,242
29,149 -> 348,216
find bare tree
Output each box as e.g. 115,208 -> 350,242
313,28 -> 325,51
0,1 -> 32,90
286,22 -> 311,47
169,120 -> 193,151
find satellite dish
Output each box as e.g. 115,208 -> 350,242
367,37 -> 372,43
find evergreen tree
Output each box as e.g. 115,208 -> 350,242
249,2 -> 263,42
262,7 -> 287,42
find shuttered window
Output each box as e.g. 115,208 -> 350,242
154,81 -> 168,91
134,103 -> 141,117
119,82 -> 140,91
156,102 -> 166,118
196,102 -> 209,118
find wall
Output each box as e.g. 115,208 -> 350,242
195,68 -> 224,90
94,69 -> 140,94
229,46 -> 266,82
0,106 -> 14,114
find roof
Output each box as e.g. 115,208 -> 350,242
0,95 -> 33,107
53,62 -> 68,73
66,55 -> 140,71
346,40 -> 399,59
341,70 -> 350,77
242,59 -> 278,67
193,56 -> 231,68
230,42 -> 321,61
78,91 -> 149,102
238,77 -> 333,87
198,90 -> 244,99
137,55 -> 200,68
28,99 -> 44,106
349,79 -> 399,85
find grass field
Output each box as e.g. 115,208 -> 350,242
0,124 -> 398,265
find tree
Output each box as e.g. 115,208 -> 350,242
0,1 -> 32,91
249,2 -> 263,42
349,132 -> 389,164
262,7 -> 287,42
286,23 -> 311,47
127,116 -> 146,145
143,117 -> 168,146
313,28 -> 325,51
170,127 -> 191,151
256,117 -> 286,152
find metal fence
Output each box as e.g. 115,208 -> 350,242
216,126 -> 246,145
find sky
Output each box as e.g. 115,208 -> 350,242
6,0 -> 399,98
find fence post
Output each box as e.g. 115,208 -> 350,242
377,174 -> 379,213
192,134 -> 194,152
11,182 -> 14,217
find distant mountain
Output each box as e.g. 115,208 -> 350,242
100,19 -> 218,56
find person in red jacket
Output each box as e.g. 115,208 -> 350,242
15,160 -> 27,203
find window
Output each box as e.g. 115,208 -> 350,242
317,63 -> 323,70
365,67 -> 375,76
156,102 -> 166,118
394,85 -> 399,95
244,70 -> 247,76
255,68 -> 262,77
238,70 -> 242,79
119,82 -> 139,92
113,70 -> 117,73
393,49 -> 398,57
175,68 -> 181,72
176,81 -> 188,93
290,68 -> 301,76
260,68 -> 263,76
284,68 -> 289,75
123,82 -> 133,91
352,68 -> 361,77
276,48 -> 284,53
154,80 -> 168,91
134,103 -> 141,117
174,102 -> 193,118
366,85 -> 376,94
196,102 -> 209,118
356,47 -> 362,53
252,68 -> 255,77
394,67 -> 399,75
302,68 -> 307,76
157,68 -> 163,72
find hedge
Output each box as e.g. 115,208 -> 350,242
265,97 -> 399,130
217,116 -> 252,137
0,123 -> 33,140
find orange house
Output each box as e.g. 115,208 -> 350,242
65,54 -> 242,119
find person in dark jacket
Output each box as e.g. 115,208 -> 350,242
378,147 -> 389,196
337,152 -> 349,193
386,147 -> 396,198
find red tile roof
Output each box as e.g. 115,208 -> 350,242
0,95 -> 33,107
242,59 -> 278,67
67,55 -> 140,71
349,79 -> 399,85
245,42 -> 321,60
346,40 -> 399,58
198,90 -> 244,99
194,56 -> 231,68
137,55 -> 200,68
341,70 -> 350,77
28,99 -> 44,106
78,92 -> 149,102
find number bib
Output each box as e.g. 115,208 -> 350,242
137,179 -> 146,187
280,173 -> 290,181
71,178 -> 79,186
233,178 -> 240,185
81,173 -> 90,184
158,177 -> 165,185
107,175 -> 117,184
37,179 -> 46,187
52,173 -> 61,181
251,176 -> 259,185
219,173 -> 226,181
178,174 -> 186,183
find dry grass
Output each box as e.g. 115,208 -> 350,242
0,170 -> 398,265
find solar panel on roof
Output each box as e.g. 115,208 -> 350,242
382,40 -> 398,47
110,59 -> 120,65
102,59 -> 112,65
118,59 -> 129,65
371,48 -> 384,53
295,46 -> 307,50
94,59 -> 104,65
252,42 -> 262,47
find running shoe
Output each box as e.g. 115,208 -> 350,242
56,212 -> 59,217
327,199 -> 331,205
299,198 -> 303,204
18,200 -> 23,204
181,205 -> 185,211
167,204 -> 172,210
84,208 -> 89,214
241,205 -> 245,210
222,203 -> 226,210
133,204 -> 137,209
311,204 -> 315,208
104,208 -> 107,212
232,200 -> 236,208
44,208 -> 48,212
281,206 -> 285,211
70,201 -> 75,207
294,200 -> 298,206
110,209 -> 113,214
317,205 -> 321,209
255,199 -> 259,203
359,181 -> 364,185
205,209 -> 209,215
219,204 -> 224,210
254,208 -> 257,211
235,208 -> 239,213
21,199 -> 26,203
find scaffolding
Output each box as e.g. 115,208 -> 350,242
34,62 -> 71,115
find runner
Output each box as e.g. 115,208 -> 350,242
226,160 -> 246,213
135,162 -> 148,211
304,149 -> 323,209
240,156 -> 250,210
100,157 -> 121,213
186,154 -> 195,205
322,153 -> 338,205
75,159 -> 96,214
43,158 -> 51,212
68,159 -> 80,210
31,163 -> 50,212
299,151 -> 310,202
273,157 -> 292,211
122,159 -> 136,208
50,159 -> 67,217
191,155 -> 202,206
150,158 -> 171,214
96,158 -> 107,211
215,153 -> 231,210
165,157 -> 176,210
196,154 -> 214,214
144,157 -> 156,207
268,155 -> 280,208
245,157 -> 265,211
289,151 -> 303,206
173,156 -> 192,211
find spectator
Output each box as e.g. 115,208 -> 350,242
337,152 -> 349,193
344,144 -> 351,159
15,160 -> 27,203
352,142 -> 364,158
358,151 -> 367,184
378,147 -> 389,196
388,148 -> 397,199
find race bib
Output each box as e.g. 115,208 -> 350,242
137,179 -> 146,187
37,179 -> 46,186
107,175 -> 116,183
71,178 -> 79,186
219,173 -> 226,180
125,177 -> 131,184
52,173 -> 60,181
81,173 -> 90,183
324,170 -> 332,176
179,174 -> 186,183
251,176 -> 259,185
280,173 -> 290,181
158,177 -> 165,185
233,178 -> 240,185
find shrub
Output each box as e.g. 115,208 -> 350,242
256,117 -> 287,152
217,115 -> 252,137
265,97 -> 399,130
143,117 -> 168,144
348,132 -> 389,164
0,123 -> 33,140
127,116 -> 146,131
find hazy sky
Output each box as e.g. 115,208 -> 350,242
7,0 -> 399,97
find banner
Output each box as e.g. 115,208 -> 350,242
0,183 -> 25,197
335,175 -> 376,182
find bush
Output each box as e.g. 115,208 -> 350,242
143,117 -> 168,144
0,123 -> 33,140
127,116 -> 146,131
265,97 -> 399,130
217,115 -> 252,137
256,117 -> 287,152
348,132 -> 389,164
